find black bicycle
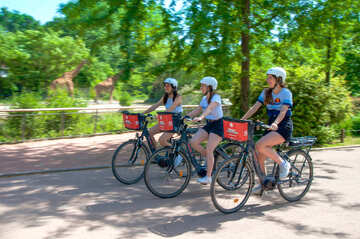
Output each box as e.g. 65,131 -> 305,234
111,111 -> 156,184
211,118 -> 316,214
144,113 -> 244,198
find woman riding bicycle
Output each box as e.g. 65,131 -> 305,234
144,78 -> 183,148
241,67 -> 293,192
187,76 -> 224,185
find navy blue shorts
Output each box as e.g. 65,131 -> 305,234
202,118 -> 224,138
263,116 -> 293,141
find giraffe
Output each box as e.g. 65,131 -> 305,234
94,70 -> 124,103
50,60 -> 87,96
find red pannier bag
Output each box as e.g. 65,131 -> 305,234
223,117 -> 252,142
157,112 -> 182,133
122,111 -> 145,130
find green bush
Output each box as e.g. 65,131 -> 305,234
3,90 -> 89,141
119,91 -> 132,106
289,67 -> 352,144
352,112 -> 360,136
96,113 -> 124,132
43,89 -> 87,136
6,92 -> 45,139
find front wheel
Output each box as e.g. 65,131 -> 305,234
210,156 -> 253,214
144,147 -> 191,198
278,149 -> 313,202
214,142 -> 245,189
112,139 -> 149,185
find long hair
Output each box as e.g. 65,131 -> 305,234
163,85 -> 178,104
207,86 -> 215,104
264,75 -> 286,105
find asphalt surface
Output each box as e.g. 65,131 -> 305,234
0,135 -> 359,238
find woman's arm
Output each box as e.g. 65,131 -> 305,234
241,101 -> 262,120
143,97 -> 163,114
194,101 -> 218,121
270,105 -> 289,130
166,95 -> 182,112
187,105 -> 202,118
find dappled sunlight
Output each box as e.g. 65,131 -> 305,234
0,148 -> 359,238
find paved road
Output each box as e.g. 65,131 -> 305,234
0,146 -> 359,238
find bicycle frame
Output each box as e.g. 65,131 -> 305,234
237,122 -> 316,191
169,119 -> 238,177
126,116 -> 157,165
136,120 -> 156,153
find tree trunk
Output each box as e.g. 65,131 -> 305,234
325,35 -> 332,84
240,0 -> 251,112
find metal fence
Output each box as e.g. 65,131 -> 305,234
0,105 -> 232,144
0,105 -> 358,145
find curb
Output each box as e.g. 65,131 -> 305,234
311,145 -> 360,151
1,145 -> 359,178
0,165 -> 111,178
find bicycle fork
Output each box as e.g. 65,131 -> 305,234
128,139 -> 145,165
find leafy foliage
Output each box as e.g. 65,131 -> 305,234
0,0 -> 359,145
0,30 -> 90,96
0,7 -> 41,32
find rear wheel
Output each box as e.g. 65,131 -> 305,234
210,156 -> 253,214
278,149 -> 313,202
112,140 -> 149,185
144,147 -> 191,198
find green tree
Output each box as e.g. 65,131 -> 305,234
279,0 -> 359,84
0,30 -> 90,95
0,7 -> 41,32
162,0 -> 297,114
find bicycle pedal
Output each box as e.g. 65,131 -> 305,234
197,168 -> 207,178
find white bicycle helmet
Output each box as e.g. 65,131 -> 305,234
266,67 -> 286,82
200,76 -> 218,90
163,78 -> 178,89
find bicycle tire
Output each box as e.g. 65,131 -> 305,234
215,142 -> 245,189
112,139 -> 150,185
210,156 -> 253,214
278,149 -> 313,202
144,147 -> 191,198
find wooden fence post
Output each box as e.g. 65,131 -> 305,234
21,113 -> 26,141
60,112 -> 65,136
340,129 -> 345,143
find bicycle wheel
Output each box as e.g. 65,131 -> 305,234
278,149 -> 313,202
144,147 -> 191,198
215,142 -> 245,189
210,156 -> 253,214
112,139 -> 149,185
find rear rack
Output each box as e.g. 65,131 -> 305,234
289,136 -> 317,147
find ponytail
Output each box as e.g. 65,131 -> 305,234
264,75 -> 286,105
207,86 -> 214,104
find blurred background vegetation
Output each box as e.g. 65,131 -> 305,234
0,0 -> 359,145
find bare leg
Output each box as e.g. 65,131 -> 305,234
148,124 -> 161,149
159,132 -> 174,147
255,131 -> 285,176
205,133 -> 223,177
190,129 -> 208,157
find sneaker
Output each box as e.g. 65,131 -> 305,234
252,184 -> 262,195
174,155 -> 183,168
279,160 -> 291,178
197,176 -> 212,185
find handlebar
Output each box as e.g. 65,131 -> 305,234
254,120 -> 271,130
121,111 -> 154,120
183,115 -> 193,121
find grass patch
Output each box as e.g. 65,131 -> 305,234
321,135 -> 360,147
